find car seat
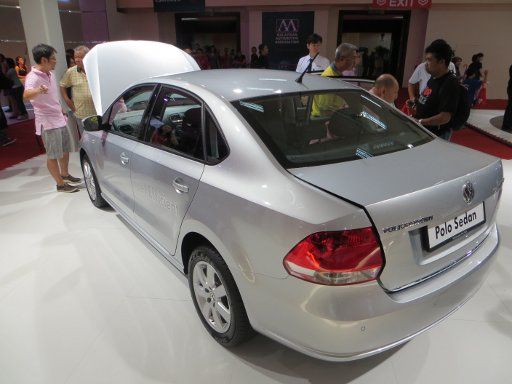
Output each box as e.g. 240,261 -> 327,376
180,107 -> 203,158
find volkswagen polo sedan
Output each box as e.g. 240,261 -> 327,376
79,41 -> 502,361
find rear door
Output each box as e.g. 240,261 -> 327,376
130,86 -> 206,255
98,84 -> 156,217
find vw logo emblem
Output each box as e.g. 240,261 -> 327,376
462,181 -> 475,204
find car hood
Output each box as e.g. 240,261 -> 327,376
289,139 -> 500,207
83,40 -> 200,116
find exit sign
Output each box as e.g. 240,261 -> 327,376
372,0 -> 432,9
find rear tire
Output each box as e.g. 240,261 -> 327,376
81,154 -> 108,208
188,245 -> 255,347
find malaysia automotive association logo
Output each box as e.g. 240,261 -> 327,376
275,18 -> 300,45
463,181 -> 475,204
276,19 -> 299,33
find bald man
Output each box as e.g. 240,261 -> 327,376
369,74 -> 399,105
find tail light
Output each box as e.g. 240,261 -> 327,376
283,227 -> 383,286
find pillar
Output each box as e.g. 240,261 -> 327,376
19,0 -> 67,80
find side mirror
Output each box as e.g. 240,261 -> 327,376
82,115 -> 104,132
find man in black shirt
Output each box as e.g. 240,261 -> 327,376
415,39 -> 459,141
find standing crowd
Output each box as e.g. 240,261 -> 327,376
1,35 -> 512,193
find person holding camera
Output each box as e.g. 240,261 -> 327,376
414,40 -> 460,141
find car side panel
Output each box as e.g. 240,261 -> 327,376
96,133 -> 137,217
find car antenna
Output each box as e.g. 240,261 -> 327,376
295,53 -> 319,84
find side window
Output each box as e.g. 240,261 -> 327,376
205,111 -> 228,163
146,87 -> 204,160
109,85 -> 155,140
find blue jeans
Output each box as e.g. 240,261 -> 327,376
438,129 -> 452,141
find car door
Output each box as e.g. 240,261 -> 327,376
130,86 -> 206,256
99,84 -> 156,217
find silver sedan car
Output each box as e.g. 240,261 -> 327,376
80,42 -> 502,361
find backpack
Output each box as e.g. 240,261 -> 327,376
450,80 -> 471,131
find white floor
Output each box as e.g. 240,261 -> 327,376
468,109 -> 512,145
1,153 -> 512,384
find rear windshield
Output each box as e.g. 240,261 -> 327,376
232,90 -> 433,168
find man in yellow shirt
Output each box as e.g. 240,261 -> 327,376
60,45 -> 96,134
311,43 -> 358,117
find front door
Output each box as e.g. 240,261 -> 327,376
99,84 -> 156,217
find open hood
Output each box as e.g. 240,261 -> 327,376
83,40 -> 200,116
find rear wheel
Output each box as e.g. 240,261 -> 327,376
188,245 -> 254,347
81,154 -> 108,208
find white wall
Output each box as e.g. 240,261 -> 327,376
425,4 -> 512,99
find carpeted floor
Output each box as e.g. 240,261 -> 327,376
0,118 -> 44,171
2,118 -> 512,171
451,126 -> 512,159
474,99 -> 508,110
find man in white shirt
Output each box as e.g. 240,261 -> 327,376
408,60 -> 456,101
296,33 -> 330,73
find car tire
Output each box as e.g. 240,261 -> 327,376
188,245 -> 255,347
81,154 -> 108,208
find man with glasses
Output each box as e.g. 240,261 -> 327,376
24,44 -> 82,193
312,43 -> 358,117
60,45 -> 96,135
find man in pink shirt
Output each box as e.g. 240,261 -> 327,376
24,44 -> 81,193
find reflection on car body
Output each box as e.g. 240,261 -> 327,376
79,41 -> 502,362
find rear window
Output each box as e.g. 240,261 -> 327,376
232,90 -> 433,168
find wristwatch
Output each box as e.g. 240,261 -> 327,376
418,119 -> 424,125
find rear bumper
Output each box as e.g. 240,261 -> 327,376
240,223 -> 499,361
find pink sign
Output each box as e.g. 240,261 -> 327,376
372,0 -> 432,9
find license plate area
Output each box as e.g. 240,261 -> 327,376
423,203 -> 486,251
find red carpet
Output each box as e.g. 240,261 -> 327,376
451,127 -> 512,159
0,119 -> 44,171
1,119 -> 511,172
397,88 -> 507,111
474,99 -> 508,110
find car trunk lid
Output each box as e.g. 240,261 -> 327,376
289,140 -> 503,291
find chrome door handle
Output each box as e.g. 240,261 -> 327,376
120,152 -> 130,165
172,178 -> 189,194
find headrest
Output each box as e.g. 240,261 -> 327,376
184,107 -> 201,127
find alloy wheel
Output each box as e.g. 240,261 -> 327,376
83,160 -> 97,201
192,260 -> 232,333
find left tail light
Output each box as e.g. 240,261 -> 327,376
283,227 -> 383,286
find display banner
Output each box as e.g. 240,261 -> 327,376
262,12 -> 315,71
371,0 -> 432,9
154,0 -> 205,12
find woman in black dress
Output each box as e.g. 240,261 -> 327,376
502,64 -> 512,132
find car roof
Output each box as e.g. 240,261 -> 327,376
154,69 -> 359,102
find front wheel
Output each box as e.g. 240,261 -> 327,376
81,154 -> 108,208
188,245 -> 254,347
